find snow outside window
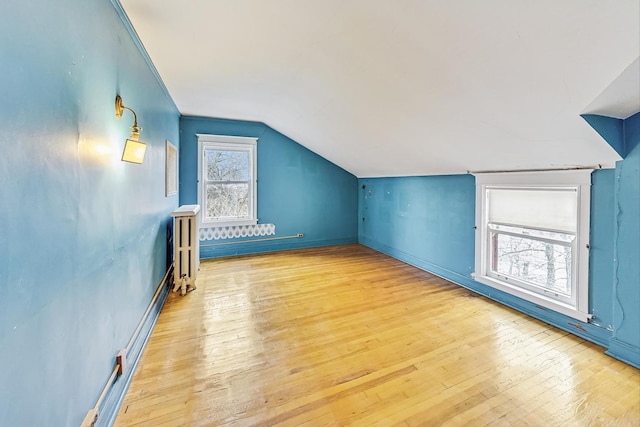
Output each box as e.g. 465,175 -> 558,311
473,170 -> 593,322
197,134 -> 257,227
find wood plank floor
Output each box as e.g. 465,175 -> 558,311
115,244 -> 640,426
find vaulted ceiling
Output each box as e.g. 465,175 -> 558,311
119,0 -> 639,177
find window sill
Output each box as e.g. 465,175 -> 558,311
473,274 -> 592,323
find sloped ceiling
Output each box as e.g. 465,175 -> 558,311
119,0 -> 639,177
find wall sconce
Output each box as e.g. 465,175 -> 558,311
115,95 -> 147,164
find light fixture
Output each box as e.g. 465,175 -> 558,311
115,95 -> 147,164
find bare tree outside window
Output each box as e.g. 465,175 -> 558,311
491,229 -> 573,297
204,149 -> 250,220
198,135 -> 257,226
494,235 -> 571,296
475,171 -> 592,321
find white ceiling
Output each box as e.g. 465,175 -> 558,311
120,0 -> 639,177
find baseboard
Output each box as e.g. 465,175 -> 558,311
200,236 -> 358,259
96,277 -> 171,427
606,338 -> 640,369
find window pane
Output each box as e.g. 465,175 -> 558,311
206,183 -> 249,219
205,149 -> 249,181
489,223 -> 575,243
490,232 -> 572,297
487,188 -> 577,232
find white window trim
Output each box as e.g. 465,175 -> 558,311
197,134 -> 258,228
473,170 -> 593,322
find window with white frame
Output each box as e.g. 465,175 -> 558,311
197,134 -> 257,227
473,170 -> 592,322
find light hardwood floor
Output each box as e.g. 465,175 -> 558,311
115,244 -> 640,426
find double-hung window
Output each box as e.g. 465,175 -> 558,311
197,134 -> 257,227
474,170 -> 592,322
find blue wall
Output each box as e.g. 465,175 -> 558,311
623,112 -> 640,154
588,170 -> 616,328
0,0 -> 179,425
180,116 -> 358,257
581,114 -> 626,157
582,111 -> 640,158
607,113 -> 640,365
359,167 -> 638,365
359,175 -> 476,280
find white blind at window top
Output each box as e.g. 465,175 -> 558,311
487,188 -> 578,233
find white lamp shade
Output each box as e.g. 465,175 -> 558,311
122,139 -> 147,164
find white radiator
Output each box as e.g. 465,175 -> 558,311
171,204 -> 201,295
